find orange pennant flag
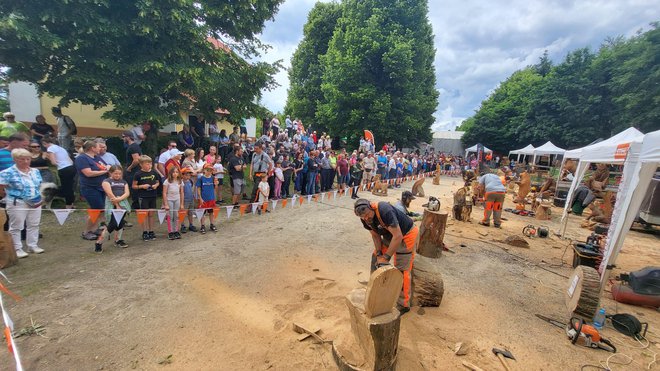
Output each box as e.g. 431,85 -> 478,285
136,210 -> 148,225
349,187 -> 354,196
262,203 -> 268,212
87,209 -> 102,224
212,207 -> 220,219
313,195 -> 319,202
4,327 -> 13,354
281,199 -> 288,208
299,196 -> 304,205
178,210 -> 187,223
239,204 -> 247,216
326,191 -> 331,199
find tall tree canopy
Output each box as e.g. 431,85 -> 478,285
287,0 -> 438,147
460,22 -> 660,152
285,2 -> 342,126
0,0 -> 283,125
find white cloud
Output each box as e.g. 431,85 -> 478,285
257,0 -> 659,129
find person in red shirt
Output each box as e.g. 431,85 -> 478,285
164,149 -> 183,177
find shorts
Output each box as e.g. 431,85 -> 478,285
232,178 -> 246,195
80,186 -> 106,209
338,174 -> 349,184
199,200 -> 215,210
240,126 -> 247,135
138,197 -> 157,210
215,178 -> 224,186
183,200 -> 194,210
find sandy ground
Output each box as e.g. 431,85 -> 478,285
1,175 -> 659,370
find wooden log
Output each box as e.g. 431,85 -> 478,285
412,255 -> 445,307
415,210 -> 447,258
412,177 -> 426,197
433,164 -> 441,185
565,265 -> 601,320
364,266 -> 403,318
0,209 -> 17,269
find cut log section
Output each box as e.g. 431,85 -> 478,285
416,210 -> 447,258
333,266 -> 403,371
0,209 -> 17,269
412,177 -> 426,197
565,265 -> 601,320
364,266 -> 403,317
412,255 -> 445,307
433,164 -> 441,185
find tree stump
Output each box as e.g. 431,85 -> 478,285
411,177 -> 425,197
433,164 -> 441,185
416,210 -> 447,258
412,255 -> 445,307
333,266 -> 403,371
565,265 -> 601,320
0,209 -> 17,269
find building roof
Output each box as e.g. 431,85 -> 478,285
432,131 -> 465,140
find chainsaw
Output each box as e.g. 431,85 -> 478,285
535,314 -> 617,353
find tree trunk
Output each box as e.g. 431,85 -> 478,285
415,210 -> 447,258
413,255 -> 445,307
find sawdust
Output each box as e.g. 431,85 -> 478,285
1,176 -> 658,370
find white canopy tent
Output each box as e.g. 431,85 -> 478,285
559,128 -> 646,236
531,141 -> 565,165
598,130 -> 660,288
464,144 -> 492,159
509,144 -> 535,162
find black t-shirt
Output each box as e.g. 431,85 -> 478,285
134,169 -> 159,198
31,123 -> 54,136
228,156 -> 245,179
281,160 -> 293,178
307,157 -> 319,172
126,143 -> 142,170
361,202 -> 414,241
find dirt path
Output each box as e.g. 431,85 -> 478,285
1,176 -> 658,370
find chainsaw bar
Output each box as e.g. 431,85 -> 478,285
535,314 -> 567,329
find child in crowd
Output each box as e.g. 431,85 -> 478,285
213,156 -> 225,204
180,167 -> 198,233
132,155 -> 160,241
257,173 -> 270,214
196,164 -> 218,234
95,165 -> 130,252
273,161 -> 284,200
163,167 -> 183,240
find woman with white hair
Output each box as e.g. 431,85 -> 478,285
0,148 -> 44,258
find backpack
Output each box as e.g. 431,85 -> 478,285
64,116 -> 78,135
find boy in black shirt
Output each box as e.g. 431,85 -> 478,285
132,155 -> 160,241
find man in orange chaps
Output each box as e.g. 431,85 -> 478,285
354,199 -> 417,314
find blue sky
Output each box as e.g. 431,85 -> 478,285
256,0 -> 658,131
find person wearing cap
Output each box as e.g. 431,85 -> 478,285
1,112 -> 31,134
477,171 -> 506,228
164,148 -> 183,177
354,198 -> 417,314
51,107 -> 76,152
394,191 -> 421,219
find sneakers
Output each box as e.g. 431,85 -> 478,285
148,231 -> 156,240
142,231 -> 150,241
209,224 -> 217,232
188,225 -> 198,232
115,240 -> 129,248
15,249 -> 28,258
200,225 -> 206,234
168,232 -> 175,240
94,243 -> 103,253
28,246 -> 44,254
180,225 -> 188,233
82,231 -> 98,240
174,231 -> 182,239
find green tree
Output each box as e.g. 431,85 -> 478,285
316,0 -> 438,147
0,0 -> 283,126
285,2 -> 342,127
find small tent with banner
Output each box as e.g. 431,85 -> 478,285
559,128 -> 646,236
598,130 -> 660,288
464,144 -> 492,159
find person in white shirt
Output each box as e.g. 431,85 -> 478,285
212,156 -> 225,204
157,141 -> 178,176
42,135 -> 76,208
